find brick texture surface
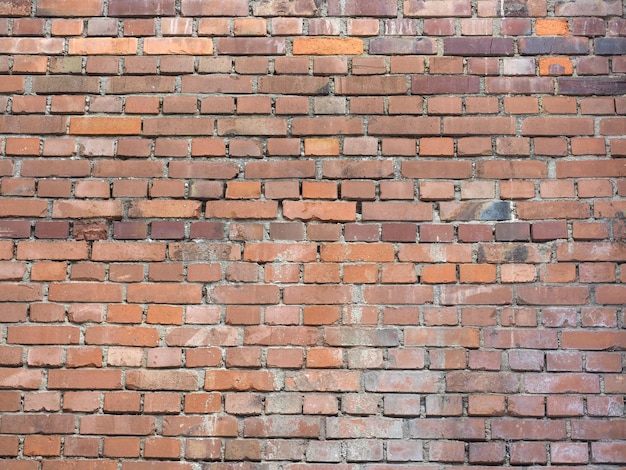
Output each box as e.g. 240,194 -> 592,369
0,0 -> 625,467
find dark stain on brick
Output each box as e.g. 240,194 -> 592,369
503,0 -> 529,16
75,222 -> 108,240
505,245 -> 529,263
479,202 -> 512,221
559,77 -> 626,96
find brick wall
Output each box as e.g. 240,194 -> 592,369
1,0 -> 626,467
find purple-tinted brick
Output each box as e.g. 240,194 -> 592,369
369,37 -> 437,55
595,38 -> 626,55
572,18 -> 605,36
412,76 -> 480,94
458,224 -> 493,242
381,223 -> 417,242
444,38 -> 515,56
577,57 -> 610,76
518,37 -> 589,55
114,221 -> 147,240
270,222 -> 305,240
151,221 -> 185,240
190,222 -> 225,240
532,221 -> 568,241
495,222 -> 530,241
0,220 -> 31,238
419,224 -> 454,242
559,77 -> 626,96
345,224 -> 379,242
35,221 -> 70,239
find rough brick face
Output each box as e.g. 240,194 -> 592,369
0,0 -> 625,467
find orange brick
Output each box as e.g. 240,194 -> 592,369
536,19 -> 569,36
293,37 -> 364,55
69,117 -> 141,136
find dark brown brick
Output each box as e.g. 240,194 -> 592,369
34,221 -> 70,239
269,222 -> 305,241
369,38 -> 437,55
495,222 -> 531,242
344,224 -> 379,242
151,222 -> 185,240
113,222 -> 147,240
559,77 -> 626,96
189,222 -> 225,240
217,38 -> 286,55
412,76 -> 480,94
382,224 -> 417,242
571,17 -> 605,36
532,221 -> 568,241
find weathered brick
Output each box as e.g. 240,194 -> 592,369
293,37 -> 363,55
109,0 -> 175,16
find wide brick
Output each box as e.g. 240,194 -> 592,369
182,0 -> 248,15
370,37 -> 436,55
48,281 -> 122,303
293,38 -> 363,55
126,371 -> 199,391
0,414 -> 75,434
0,369 -> 43,390
559,77 -> 626,95
283,201 -> 356,222
80,416 -> 155,436
37,0 -> 102,16
0,0 -> 31,16
253,0 -> 320,16
17,241 -> 88,260
48,370 -> 122,390
217,38 -> 285,55
109,0 -> 174,16
556,0 -> 622,16
70,117 -> 140,136
0,116 -> 66,134
129,201 -> 201,219
444,117 -> 515,135
127,284 -> 202,304
444,38 -> 514,56
52,200 -> 122,219
68,38 -> 137,55
404,0 -> 471,17
144,38 -> 213,55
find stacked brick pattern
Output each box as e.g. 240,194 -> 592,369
1,0 -> 626,467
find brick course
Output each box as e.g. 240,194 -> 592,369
0,0 -> 625,466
